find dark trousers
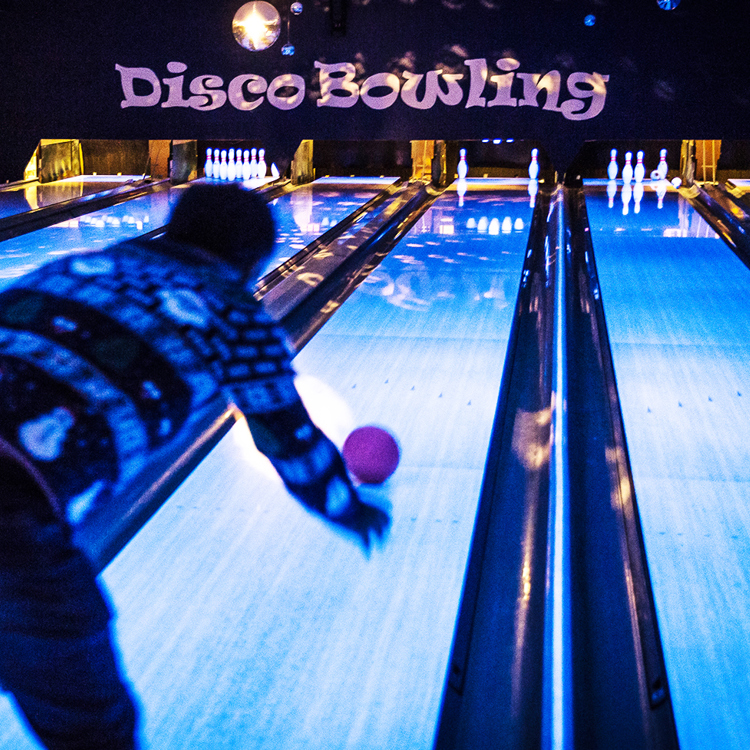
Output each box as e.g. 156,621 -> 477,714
0,470 -> 139,750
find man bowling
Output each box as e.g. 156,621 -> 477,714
0,183 -> 389,750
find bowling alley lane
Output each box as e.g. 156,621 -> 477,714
0,183 -> 185,290
23,179 -> 534,750
585,181 -> 750,750
0,174 -> 425,750
256,176 -> 399,277
0,177 -> 392,293
0,175 -> 144,220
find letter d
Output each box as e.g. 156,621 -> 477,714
116,64 -> 161,108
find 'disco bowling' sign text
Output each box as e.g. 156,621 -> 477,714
116,58 -> 609,122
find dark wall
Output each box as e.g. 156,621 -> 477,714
312,140 -> 412,177
1,0 -> 748,181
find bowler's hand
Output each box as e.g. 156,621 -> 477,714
324,476 -> 390,552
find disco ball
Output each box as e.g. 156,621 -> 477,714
232,1 -> 281,51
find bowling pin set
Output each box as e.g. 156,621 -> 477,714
454,145 -> 678,218
455,148 -> 540,209
607,148 -> 669,184
456,147 -> 540,180
605,148 -> 676,214
204,147 -> 279,182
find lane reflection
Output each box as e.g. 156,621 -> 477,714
259,184 -> 386,277
592,179 -> 719,238
0,176 -> 142,220
313,183 -> 535,346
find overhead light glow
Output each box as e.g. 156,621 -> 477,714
232,1 -> 281,51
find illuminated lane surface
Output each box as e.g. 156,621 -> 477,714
586,182 -> 750,750
257,176 -> 397,277
0,178 -> 389,292
0,184 -> 186,288
0,179 -> 535,749
2,181 -> 535,750
0,175 -> 144,220
0,175 -> 425,750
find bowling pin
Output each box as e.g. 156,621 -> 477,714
242,150 -> 251,181
634,150 -> 645,183
204,148 -> 213,179
219,149 -> 228,180
236,149 -> 243,179
501,216 -> 512,234
457,148 -> 468,179
489,217 -> 500,235
622,151 -> 633,184
528,148 -> 539,180
621,182 -> 632,215
607,148 -> 618,181
607,179 -> 617,208
633,181 -> 644,213
657,148 -> 668,180
270,163 -> 280,179
227,148 -> 236,181
249,148 -> 258,179
258,148 -> 267,179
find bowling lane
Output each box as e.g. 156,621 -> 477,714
15,179 -> 534,750
0,177 -> 391,292
0,183 -> 183,289
256,177 -> 398,277
0,175 -> 143,220
585,182 -> 750,750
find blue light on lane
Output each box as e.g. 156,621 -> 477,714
0,187 -> 186,290
0,176 -> 144,220
586,184 -> 750,750
317,185 -> 533,341
258,182 -> 389,278
0,179 -> 392,292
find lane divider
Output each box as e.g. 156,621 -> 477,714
542,187 -> 573,750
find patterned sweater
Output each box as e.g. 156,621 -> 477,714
0,237 -> 346,525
